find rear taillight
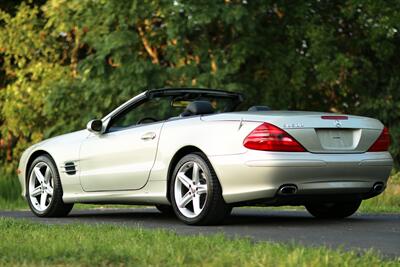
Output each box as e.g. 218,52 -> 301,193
243,123 -> 306,152
368,127 -> 391,152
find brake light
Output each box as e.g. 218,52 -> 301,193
368,127 -> 391,152
243,123 -> 306,152
321,115 -> 348,120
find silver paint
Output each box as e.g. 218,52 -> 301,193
18,93 -> 393,206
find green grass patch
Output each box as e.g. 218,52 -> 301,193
0,172 -> 22,201
0,197 -> 26,210
0,172 -> 26,210
0,217 -> 398,267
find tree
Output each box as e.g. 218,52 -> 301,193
0,0 -> 399,172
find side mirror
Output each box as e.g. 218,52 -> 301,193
87,119 -> 103,134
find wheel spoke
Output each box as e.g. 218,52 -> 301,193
197,184 -> 207,195
45,186 -> 54,196
44,166 -> 51,183
177,172 -> 192,189
192,194 -> 201,215
30,186 -> 42,197
34,167 -> 45,183
192,162 -> 201,184
40,192 -> 48,210
179,192 -> 192,208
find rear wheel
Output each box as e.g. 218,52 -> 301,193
170,153 -> 231,225
305,200 -> 361,219
27,155 -> 74,217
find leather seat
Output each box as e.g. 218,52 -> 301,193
248,105 -> 271,111
181,101 -> 215,117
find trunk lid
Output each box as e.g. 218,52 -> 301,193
202,111 -> 383,153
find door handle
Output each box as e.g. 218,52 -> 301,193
141,132 -> 156,140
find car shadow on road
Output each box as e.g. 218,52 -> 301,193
65,208 -> 375,227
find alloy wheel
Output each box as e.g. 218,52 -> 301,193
174,161 -> 208,218
28,162 -> 54,212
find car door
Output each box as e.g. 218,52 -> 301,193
79,97 -> 167,192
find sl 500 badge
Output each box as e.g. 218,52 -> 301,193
283,123 -> 304,128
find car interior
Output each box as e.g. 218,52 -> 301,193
107,92 -> 271,132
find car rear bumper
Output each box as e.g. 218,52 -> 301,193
209,151 -> 393,204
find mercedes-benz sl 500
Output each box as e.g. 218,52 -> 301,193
18,88 -> 393,225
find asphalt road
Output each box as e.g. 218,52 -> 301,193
1,208 -> 399,257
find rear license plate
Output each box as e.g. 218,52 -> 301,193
316,129 -> 360,150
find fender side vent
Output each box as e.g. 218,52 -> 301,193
64,162 -> 77,175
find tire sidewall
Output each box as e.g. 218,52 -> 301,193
170,153 -> 218,225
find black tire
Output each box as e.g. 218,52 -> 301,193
170,152 -> 231,225
26,155 -> 74,217
305,200 -> 361,219
155,204 -> 174,215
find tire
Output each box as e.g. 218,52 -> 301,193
26,155 -> 74,217
155,204 -> 174,215
170,152 -> 231,225
305,200 -> 361,219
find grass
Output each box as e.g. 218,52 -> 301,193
1,171 -> 399,213
0,218 -> 398,267
0,172 -> 26,210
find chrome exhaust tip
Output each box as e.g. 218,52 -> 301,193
278,185 -> 298,195
373,182 -> 384,193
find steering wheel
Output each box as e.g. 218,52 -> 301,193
137,117 -> 158,125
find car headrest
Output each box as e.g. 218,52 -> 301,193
181,101 -> 214,117
248,105 -> 271,111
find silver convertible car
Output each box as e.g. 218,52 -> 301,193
18,88 -> 393,225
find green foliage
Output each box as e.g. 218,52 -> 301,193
0,0 -> 399,171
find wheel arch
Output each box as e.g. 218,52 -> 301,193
25,150 -> 53,184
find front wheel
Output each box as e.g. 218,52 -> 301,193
305,200 -> 361,219
170,153 -> 231,225
26,155 -> 74,217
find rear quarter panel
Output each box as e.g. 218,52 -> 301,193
149,112 -> 392,204
149,116 -> 259,181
